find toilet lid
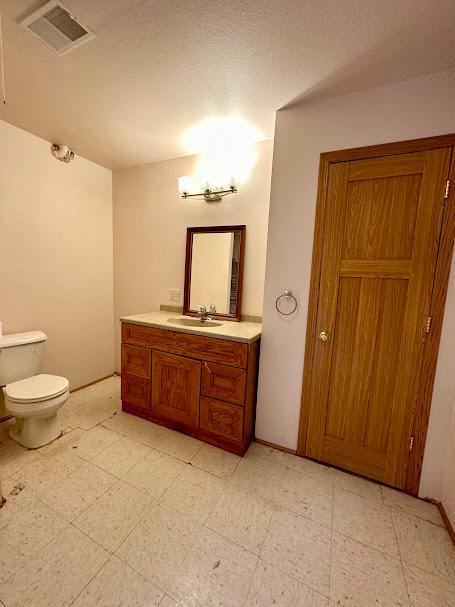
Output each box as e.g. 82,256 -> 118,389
5,374 -> 69,403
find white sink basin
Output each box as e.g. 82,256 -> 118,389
167,317 -> 223,328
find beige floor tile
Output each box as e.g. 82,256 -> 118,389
12,449 -> 84,497
0,526 -> 109,607
159,596 -> 182,607
60,394 -> 87,416
102,413 -> 168,448
0,436 -> 41,478
153,428 -> 204,462
283,453 -> 331,481
382,486 -> 443,525
230,454 -> 284,501
64,425 -> 121,459
115,502 -> 201,590
122,449 -> 186,499
393,510 -> 455,579
62,385 -> 120,427
190,443 -> 240,478
246,441 -> 287,465
67,376 -> 120,408
64,403 -> 118,431
277,468 -> 333,528
0,475 -> 36,524
161,466 -> 225,523
7,377 -> 448,607
330,532 -> 409,607
37,427 -> 84,455
0,497 -> 67,584
333,488 -> 400,558
168,527 -> 258,607
72,555 -> 163,606
40,461 -> 116,521
330,468 -> 382,502
74,479 -> 152,552
261,507 -> 331,595
403,562 -> 455,607
206,485 -> 274,554
246,559 -> 329,606
90,436 -> 151,478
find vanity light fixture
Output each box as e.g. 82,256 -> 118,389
178,176 -> 238,203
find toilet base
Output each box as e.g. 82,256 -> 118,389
9,414 -> 61,449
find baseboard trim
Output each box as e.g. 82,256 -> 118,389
437,502 -> 455,546
255,437 -> 296,455
70,373 -> 116,393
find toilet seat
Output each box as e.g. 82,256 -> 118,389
5,374 -> 69,403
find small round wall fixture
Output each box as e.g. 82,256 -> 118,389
51,144 -> 75,163
275,290 -> 298,315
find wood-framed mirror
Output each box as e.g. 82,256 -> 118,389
183,225 -> 246,322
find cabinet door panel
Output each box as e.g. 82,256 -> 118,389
121,373 -> 151,410
200,397 -> 243,442
201,362 -> 246,405
121,344 -> 151,379
151,351 -> 201,429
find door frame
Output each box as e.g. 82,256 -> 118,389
296,133 -> 455,496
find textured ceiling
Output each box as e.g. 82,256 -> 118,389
1,0 -> 455,168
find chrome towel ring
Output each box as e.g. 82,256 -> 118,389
275,290 -> 297,315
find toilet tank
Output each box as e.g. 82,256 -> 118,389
0,331 -> 47,386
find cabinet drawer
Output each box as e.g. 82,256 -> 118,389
202,362 -> 246,405
121,344 -> 151,379
122,323 -> 248,368
121,373 -> 151,410
200,397 -> 243,442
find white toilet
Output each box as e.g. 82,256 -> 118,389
0,330 -> 69,449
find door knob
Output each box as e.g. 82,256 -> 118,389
319,331 -> 329,342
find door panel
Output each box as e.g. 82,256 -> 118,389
343,174 -> 421,260
305,147 -> 451,488
151,351 -> 201,430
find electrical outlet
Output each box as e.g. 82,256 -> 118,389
169,288 -> 180,302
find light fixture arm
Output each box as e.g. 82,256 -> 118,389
180,185 -> 238,203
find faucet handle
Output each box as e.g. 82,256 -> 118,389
196,305 -> 206,314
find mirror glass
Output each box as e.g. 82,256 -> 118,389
184,226 -> 245,321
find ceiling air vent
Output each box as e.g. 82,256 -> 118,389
20,1 -> 94,55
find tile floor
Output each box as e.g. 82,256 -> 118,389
0,376 -> 454,606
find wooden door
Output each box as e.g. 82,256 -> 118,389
151,351 -> 201,430
302,145 -> 452,489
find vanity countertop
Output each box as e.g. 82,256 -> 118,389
120,311 -> 261,344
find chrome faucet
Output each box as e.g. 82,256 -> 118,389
196,305 -> 212,322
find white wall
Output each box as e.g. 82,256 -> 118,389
0,119 -> 115,389
441,398 -> 455,528
113,139 -> 273,366
257,68 -> 455,500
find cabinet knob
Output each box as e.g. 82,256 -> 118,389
319,331 -> 329,342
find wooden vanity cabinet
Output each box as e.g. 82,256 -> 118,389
120,322 -> 260,455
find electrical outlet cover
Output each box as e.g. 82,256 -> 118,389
169,288 -> 180,302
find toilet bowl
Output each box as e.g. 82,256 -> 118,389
4,374 -> 69,449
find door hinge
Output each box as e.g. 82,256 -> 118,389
425,316 -> 431,333
445,180 -> 450,199
409,435 -> 415,452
